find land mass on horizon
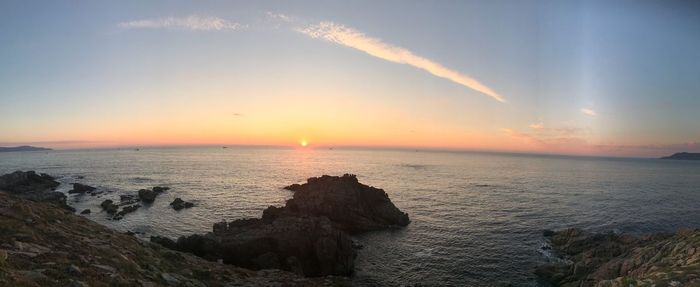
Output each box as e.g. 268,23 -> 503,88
661,152 -> 700,160
0,146 -> 52,153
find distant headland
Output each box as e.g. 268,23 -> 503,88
661,152 -> 700,160
0,146 -> 52,153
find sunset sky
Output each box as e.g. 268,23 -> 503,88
1,1 -> 699,157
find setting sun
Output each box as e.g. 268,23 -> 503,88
300,140 -> 309,147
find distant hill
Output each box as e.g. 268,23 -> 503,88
0,146 -> 52,153
661,152 -> 700,160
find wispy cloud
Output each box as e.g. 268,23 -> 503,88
529,122 -> 544,129
298,22 -> 506,103
580,108 -> 597,117
118,15 -> 244,31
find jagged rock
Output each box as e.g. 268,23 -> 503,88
276,174 -> 409,233
213,216 -> 354,276
114,204 -> 140,219
68,183 -> 96,194
100,200 -> 118,214
170,198 -> 194,210
80,209 -> 91,214
139,187 -> 169,203
0,171 -> 71,210
151,234 -> 221,261
536,228 -> 700,286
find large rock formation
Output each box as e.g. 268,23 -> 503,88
0,191 -> 348,286
153,174 -> 409,277
0,171 -> 71,210
536,228 -> 700,287
282,174 -> 410,233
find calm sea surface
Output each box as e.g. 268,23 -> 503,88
1,147 -> 699,286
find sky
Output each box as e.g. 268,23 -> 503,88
1,0 -> 699,157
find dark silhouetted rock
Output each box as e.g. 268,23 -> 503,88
114,204 -> 140,219
80,209 -> 91,214
100,200 -> 118,214
170,198 -> 195,210
283,183 -> 303,191
153,174 -> 408,278
277,174 -> 410,233
68,183 -> 96,194
138,186 -> 169,203
0,171 -> 71,210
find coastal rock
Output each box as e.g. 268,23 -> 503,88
80,209 -> 91,214
280,174 -> 409,233
213,216 -> 354,276
139,187 -> 169,203
68,183 -> 96,194
170,198 -> 194,210
153,175 -> 407,277
113,204 -> 140,219
0,171 -> 71,210
536,228 -> 700,286
100,200 -> 118,214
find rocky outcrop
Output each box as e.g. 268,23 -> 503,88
281,174 -> 409,233
68,183 -> 96,194
138,186 -> 169,203
100,200 -> 118,214
170,198 -> 194,210
536,228 -> 700,287
661,152 -> 700,160
0,171 -> 71,211
0,191 -> 348,286
153,174 -> 408,277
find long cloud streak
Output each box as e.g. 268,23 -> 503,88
298,22 -> 505,103
118,15 -> 244,31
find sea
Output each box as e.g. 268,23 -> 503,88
1,146 -> 699,286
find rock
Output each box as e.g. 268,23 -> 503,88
283,183 -> 303,191
160,273 -> 180,286
139,187 -> 168,203
212,216 -> 354,276
272,174 -> 410,233
100,200 -> 118,214
80,209 -> 91,214
170,198 -> 194,210
68,183 -> 96,194
535,228 -> 697,286
68,264 -> 82,275
0,250 -> 7,264
114,204 -> 140,219
542,229 -> 555,237
153,186 -> 170,193
0,171 -> 71,210
0,170 -> 59,193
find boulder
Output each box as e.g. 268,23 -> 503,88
100,200 -> 118,214
68,183 -> 96,194
0,171 -> 71,210
139,186 -> 169,203
277,174 -> 409,233
80,209 -> 91,215
170,198 -> 194,210
114,204 -> 140,219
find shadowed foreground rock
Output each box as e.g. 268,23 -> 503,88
0,184 -> 348,286
536,228 -> 700,287
153,174 -> 409,277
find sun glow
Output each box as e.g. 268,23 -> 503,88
300,140 -> 309,147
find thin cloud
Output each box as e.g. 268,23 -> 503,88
298,22 -> 506,103
118,15 -> 244,31
529,123 -> 544,129
580,108 -> 597,117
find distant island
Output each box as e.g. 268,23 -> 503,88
661,152 -> 700,160
0,145 -> 52,152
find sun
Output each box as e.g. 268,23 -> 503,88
299,140 -> 309,147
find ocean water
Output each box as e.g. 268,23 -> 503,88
1,147 -> 699,286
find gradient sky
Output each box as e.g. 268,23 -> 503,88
1,0 -> 699,156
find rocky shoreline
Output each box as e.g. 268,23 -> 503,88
536,228 -> 700,286
0,171 -> 409,286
